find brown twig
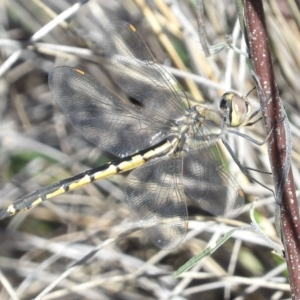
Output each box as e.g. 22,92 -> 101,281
244,0 -> 300,298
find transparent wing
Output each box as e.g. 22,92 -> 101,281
125,155 -> 188,250
104,20 -> 190,121
49,67 -> 171,157
183,145 -> 244,218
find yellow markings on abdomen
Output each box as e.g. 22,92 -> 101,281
144,138 -> 178,160
67,174 -> 93,191
46,186 -> 67,199
118,155 -> 145,172
30,197 -> 43,208
7,204 -> 17,215
93,164 -> 121,180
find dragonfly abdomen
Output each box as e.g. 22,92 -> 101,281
0,137 -> 179,220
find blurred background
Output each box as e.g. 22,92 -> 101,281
0,0 -> 299,299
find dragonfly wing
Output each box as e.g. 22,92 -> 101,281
183,146 -> 244,218
49,67 -> 171,157
104,20 -> 189,121
125,155 -> 188,250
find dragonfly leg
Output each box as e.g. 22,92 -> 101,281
227,126 -> 273,146
228,109 -> 287,148
221,138 -> 274,195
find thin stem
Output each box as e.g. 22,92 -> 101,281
244,0 -> 300,298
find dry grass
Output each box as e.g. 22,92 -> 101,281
0,0 -> 299,299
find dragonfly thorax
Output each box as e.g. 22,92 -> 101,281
173,105 -> 224,153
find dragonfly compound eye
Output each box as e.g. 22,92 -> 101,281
218,92 -> 250,127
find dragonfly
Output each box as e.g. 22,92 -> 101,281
0,20 -> 255,250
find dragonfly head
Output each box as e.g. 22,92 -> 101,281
218,92 -> 251,127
